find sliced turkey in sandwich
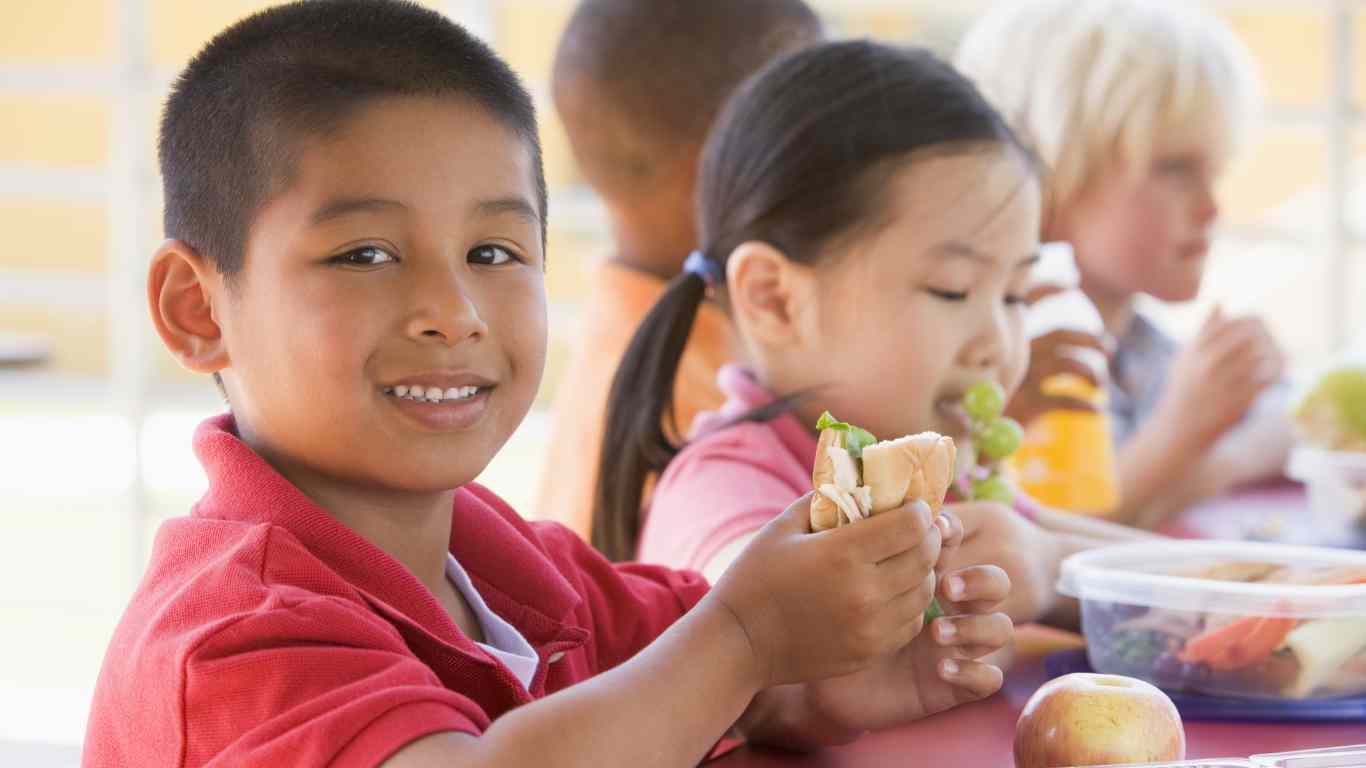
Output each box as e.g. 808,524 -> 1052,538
810,411 -> 957,532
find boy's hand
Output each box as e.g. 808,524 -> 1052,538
802,563 -> 1012,732
1161,307 -> 1283,449
934,502 -> 1061,625
710,494 -> 942,688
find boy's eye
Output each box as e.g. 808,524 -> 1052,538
1005,294 -> 1027,306
469,244 -> 516,266
332,246 -> 396,267
927,288 -> 969,302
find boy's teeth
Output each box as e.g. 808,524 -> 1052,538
386,384 -> 481,402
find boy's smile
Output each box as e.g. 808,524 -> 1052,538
209,95 -> 547,499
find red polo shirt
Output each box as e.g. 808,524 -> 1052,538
83,414 -> 710,767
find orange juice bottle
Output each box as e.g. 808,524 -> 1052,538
1009,243 -> 1120,515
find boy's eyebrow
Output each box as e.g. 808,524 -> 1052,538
475,196 -> 542,226
309,196 -> 406,226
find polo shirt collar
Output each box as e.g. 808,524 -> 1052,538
191,413 -> 584,650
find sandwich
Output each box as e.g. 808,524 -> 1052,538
810,412 -> 957,532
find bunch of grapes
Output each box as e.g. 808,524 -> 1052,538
961,380 -> 1024,505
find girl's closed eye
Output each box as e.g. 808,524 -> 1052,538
927,287 -> 969,302
329,244 -> 397,268
928,286 -> 1029,305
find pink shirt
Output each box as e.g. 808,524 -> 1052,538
638,365 -> 1039,571
638,366 -> 814,570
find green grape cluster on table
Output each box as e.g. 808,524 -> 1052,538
961,381 -> 1023,505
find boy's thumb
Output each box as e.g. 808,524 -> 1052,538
775,492 -> 814,534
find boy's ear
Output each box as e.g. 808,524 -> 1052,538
725,241 -> 814,348
148,239 -> 230,374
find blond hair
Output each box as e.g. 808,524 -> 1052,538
955,0 -> 1259,214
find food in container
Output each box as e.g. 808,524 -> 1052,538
1059,541 -> 1366,700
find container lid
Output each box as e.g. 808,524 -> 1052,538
1092,754 -> 1251,759
1058,540 -> 1366,618
1251,745 -> 1366,767
1288,445 -> 1366,480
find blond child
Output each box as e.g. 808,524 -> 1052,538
957,0 -> 1290,528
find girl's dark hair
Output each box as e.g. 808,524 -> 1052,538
592,40 -> 1028,561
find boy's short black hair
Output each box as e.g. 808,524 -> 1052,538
551,0 -> 821,190
160,0 -> 547,278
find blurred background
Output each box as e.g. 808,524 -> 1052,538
0,0 -> 1362,761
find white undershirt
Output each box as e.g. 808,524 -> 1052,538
445,553 -> 539,691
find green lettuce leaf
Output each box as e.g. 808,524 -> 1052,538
815,411 -> 877,459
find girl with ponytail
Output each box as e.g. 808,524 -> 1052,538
597,40 -> 1156,628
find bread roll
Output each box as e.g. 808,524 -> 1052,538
861,433 -> 956,514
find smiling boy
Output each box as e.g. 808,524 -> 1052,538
81,2 -> 1012,766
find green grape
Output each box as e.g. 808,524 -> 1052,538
975,416 -> 1023,461
972,474 -> 1014,504
962,380 -> 1005,423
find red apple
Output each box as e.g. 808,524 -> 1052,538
1015,673 -> 1185,768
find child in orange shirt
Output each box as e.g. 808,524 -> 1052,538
536,0 -> 822,543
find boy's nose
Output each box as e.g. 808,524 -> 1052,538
406,276 -> 489,345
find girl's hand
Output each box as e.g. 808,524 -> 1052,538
935,501 -> 1061,625
802,563 -> 1013,732
708,494 -> 942,688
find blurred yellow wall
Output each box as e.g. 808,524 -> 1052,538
2,0 -> 1362,388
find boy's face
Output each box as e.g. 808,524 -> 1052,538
216,96 -> 546,495
1057,140 -> 1221,303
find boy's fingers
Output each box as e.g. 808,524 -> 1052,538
939,658 -> 1004,702
774,493 -> 814,534
935,511 -> 963,552
892,570 -> 938,626
1031,353 -> 1104,387
876,545 -> 939,600
941,565 -> 1011,606
932,613 -> 1014,650
851,499 -> 934,563
1035,329 -> 1109,355
1040,394 -> 1099,414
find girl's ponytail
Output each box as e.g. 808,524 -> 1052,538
592,255 -> 716,561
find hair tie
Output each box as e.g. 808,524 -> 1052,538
683,250 -> 723,287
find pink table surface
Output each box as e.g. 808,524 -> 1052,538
710,487 -> 1366,766
1160,481 -> 1366,549
710,638 -> 1366,767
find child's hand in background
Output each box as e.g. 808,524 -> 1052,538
1159,306 -> 1284,449
1006,328 -> 1110,426
708,495 -> 942,689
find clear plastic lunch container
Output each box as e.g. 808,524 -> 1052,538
1058,541 -> 1366,700
1250,744 -> 1366,767
1288,446 -> 1366,530
1092,754 -> 1251,759
1090,761 -> 1253,767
